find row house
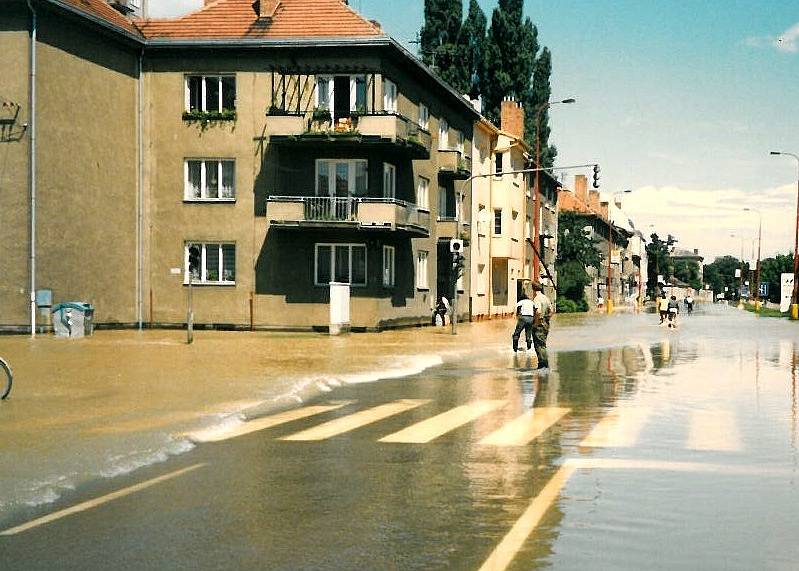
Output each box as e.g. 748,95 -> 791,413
0,0 -> 479,331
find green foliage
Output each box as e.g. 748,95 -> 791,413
645,233 -> 676,297
526,47 -> 556,166
182,109 -> 237,127
703,255 -> 749,301
755,252 -> 793,303
556,212 -> 602,307
455,0 -> 487,97
556,297 -> 588,313
673,259 -> 702,290
420,1 -> 462,67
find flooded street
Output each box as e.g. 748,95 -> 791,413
2,305 -> 799,569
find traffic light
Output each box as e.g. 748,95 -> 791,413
592,164 -> 600,189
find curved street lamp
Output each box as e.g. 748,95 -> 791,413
770,151 -> 799,318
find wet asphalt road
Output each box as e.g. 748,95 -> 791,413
2,306 -> 799,570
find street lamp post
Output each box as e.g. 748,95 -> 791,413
533,98 -> 575,283
770,151 -> 799,319
743,207 -> 762,311
605,189 -> 632,314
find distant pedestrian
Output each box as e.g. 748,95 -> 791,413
685,294 -> 694,315
512,292 -> 536,353
531,281 -> 552,369
658,296 -> 669,324
667,295 -> 680,328
597,295 -> 605,311
432,295 -> 449,326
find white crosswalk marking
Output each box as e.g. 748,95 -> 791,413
479,407 -> 570,447
379,400 -> 507,444
580,406 -> 651,448
186,401 -> 354,443
686,410 -> 741,451
280,399 -> 430,441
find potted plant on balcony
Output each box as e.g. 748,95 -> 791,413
309,107 -> 332,132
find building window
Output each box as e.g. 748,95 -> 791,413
418,103 -> 429,130
383,163 -> 396,198
455,131 -> 464,154
315,243 -> 367,286
185,242 -> 235,284
416,250 -> 429,289
494,209 -> 502,235
495,152 -> 503,175
316,159 -> 368,197
438,118 -> 449,150
417,176 -> 429,210
185,159 -> 235,200
185,75 -> 236,112
382,245 -> 395,287
383,78 -> 397,113
316,75 -> 366,115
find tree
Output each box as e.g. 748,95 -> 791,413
756,252 -> 793,303
420,0 -> 462,73
454,0 -> 487,97
528,46 -> 556,166
556,212 -> 602,310
673,259 -> 702,290
704,256 -> 749,301
645,233 -> 677,297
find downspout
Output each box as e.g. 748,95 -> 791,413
137,48 -> 144,329
26,0 -> 36,338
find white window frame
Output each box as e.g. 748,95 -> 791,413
383,78 -> 397,113
417,176 -> 429,210
418,103 -> 429,130
382,245 -> 395,287
184,159 -> 235,201
455,131 -> 464,154
314,243 -> 367,287
438,118 -> 449,150
494,209 -> 503,236
383,163 -> 396,199
184,75 -> 236,112
315,159 -> 368,197
316,75 -> 334,109
184,242 -> 236,285
316,75 -> 366,112
416,250 -> 429,290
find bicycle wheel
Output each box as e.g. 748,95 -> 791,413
0,357 -> 12,400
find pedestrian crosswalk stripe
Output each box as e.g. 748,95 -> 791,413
479,407 -> 570,447
280,399 -> 430,441
579,406 -> 651,448
686,410 -> 741,451
379,400 -> 507,444
186,402 -> 355,443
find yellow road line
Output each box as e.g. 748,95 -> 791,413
479,407 -> 570,447
280,399 -> 430,441
477,463 -> 575,571
187,402 -> 354,443
0,464 -> 206,536
686,410 -> 741,451
579,406 -> 651,448
379,400 -> 506,444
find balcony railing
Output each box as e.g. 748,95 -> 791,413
266,196 -> 430,236
438,150 -> 471,180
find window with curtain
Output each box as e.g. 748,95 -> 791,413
185,242 -> 236,284
315,244 -> 367,286
184,159 -> 235,200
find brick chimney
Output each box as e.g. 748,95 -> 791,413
574,175 -> 588,205
500,97 -> 524,140
258,0 -> 280,18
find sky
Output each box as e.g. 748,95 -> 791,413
150,0 -> 799,262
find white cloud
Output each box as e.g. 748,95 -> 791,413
775,22 -> 799,53
619,184 -> 796,261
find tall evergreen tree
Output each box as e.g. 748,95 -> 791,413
528,46 -> 556,166
420,0 -> 462,75
454,0 -> 487,97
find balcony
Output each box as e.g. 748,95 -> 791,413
266,112 -> 432,159
266,196 -> 430,237
438,150 -> 471,180
491,236 -> 522,260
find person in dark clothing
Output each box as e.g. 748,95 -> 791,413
512,293 -> 536,352
667,295 -> 680,328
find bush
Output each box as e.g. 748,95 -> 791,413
556,297 -> 588,313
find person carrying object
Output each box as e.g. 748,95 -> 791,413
531,281 -> 552,369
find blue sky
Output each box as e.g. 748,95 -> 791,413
152,0 -> 799,259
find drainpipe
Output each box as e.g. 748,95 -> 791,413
26,0 -> 37,338
137,48 -> 144,329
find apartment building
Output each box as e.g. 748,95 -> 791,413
1,0 -> 478,331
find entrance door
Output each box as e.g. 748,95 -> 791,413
492,258 -> 508,307
333,76 -> 350,121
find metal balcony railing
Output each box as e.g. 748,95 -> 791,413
303,196 -> 359,221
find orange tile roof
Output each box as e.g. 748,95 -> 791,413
57,0 -> 143,37
137,0 -> 385,41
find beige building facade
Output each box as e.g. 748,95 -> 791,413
0,0 -> 478,332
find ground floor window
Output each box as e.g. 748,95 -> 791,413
417,250 -> 429,289
185,242 -> 236,284
383,245 -> 395,287
315,243 -> 367,286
